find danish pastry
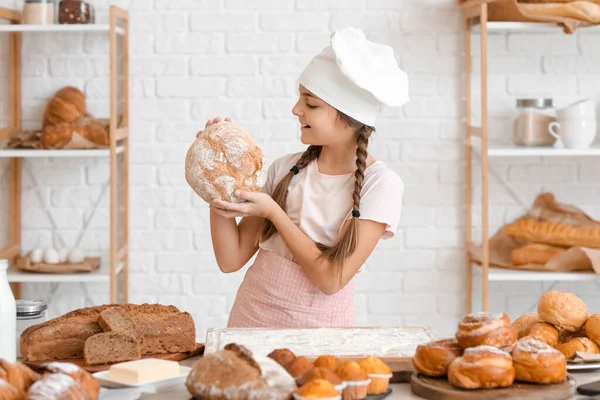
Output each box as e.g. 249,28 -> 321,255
512,338 -> 567,384
412,338 -> 462,377
456,312 -> 517,350
447,345 -> 515,389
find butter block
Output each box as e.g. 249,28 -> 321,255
108,358 -> 180,384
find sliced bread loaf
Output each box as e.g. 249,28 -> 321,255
84,332 -> 141,366
98,307 -> 144,347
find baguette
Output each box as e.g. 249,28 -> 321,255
511,243 -> 566,266
504,218 -> 600,249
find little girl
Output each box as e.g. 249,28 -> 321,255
202,27 -> 409,328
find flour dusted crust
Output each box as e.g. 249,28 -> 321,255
185,121 -> 267,203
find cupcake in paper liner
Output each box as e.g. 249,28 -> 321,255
357,357 -> 393,395
293,378 -> 342,400
335,361 -> 371,400
297,367 -> 346,393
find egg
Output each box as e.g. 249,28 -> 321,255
43,248 -> 60,264
58,248 -> 71,263
30,248 -> 43,264
67,248 -> 85,264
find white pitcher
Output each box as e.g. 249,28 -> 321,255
0,259 -> 16,362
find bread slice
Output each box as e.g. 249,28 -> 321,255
132,312 -> 196,354
20,304 -> 184,361
98,307 -> 144,347
84,332 -> 141,366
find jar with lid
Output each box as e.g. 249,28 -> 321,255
22,0 -> 56,25
513,98 -> 557,147
15,300 -> 47,358
59,0 -> 95,24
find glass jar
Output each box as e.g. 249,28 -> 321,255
513,98 -> 557,147
22,0 -> 56,25
16,300 -> 47,358
58,0 -> 95,24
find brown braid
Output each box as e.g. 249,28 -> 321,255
259,145 -> 322,242
258,111 -> 374,284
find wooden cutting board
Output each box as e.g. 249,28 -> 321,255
24,343 -> 204,373
410,373 -> 576,400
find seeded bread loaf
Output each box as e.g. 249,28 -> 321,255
21,304 -> 195,362
98,307 -> 144,347
84,332 -> 141,366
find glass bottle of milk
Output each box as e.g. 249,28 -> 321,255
0,259 -> 16,362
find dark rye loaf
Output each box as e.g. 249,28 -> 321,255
21,304 -> 195,362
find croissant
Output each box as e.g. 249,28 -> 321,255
0,359 -> 40,393
504,218 -> 600,248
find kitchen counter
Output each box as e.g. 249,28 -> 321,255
97,357 -> 600,400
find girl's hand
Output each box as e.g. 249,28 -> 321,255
211,191 -> 278,220
196,116 -> 231,138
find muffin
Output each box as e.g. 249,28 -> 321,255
297,367 -> 345,393
286,357 -> 314,380
294,379 -> 341,400
356,357 -> 392,395
313,355 -> 342,371
268,348 -> 297,367
335,361 -> 370,400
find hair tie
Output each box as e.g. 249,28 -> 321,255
352,210 -> 360,218
290,166 -> 300,175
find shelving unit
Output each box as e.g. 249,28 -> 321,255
461,1 -> 600,313
0,6 -> 129,305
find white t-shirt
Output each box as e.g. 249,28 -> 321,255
259,152 -> 404,261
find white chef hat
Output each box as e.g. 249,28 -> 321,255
298,27 -> 409,127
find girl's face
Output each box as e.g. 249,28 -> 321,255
291,85 -> 354,146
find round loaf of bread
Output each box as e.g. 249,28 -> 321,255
185,121 -> 267,203
538,290 -> 588,332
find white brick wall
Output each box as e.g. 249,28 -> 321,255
2,0 -> 600,340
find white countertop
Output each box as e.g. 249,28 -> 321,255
97,370 -> 600,400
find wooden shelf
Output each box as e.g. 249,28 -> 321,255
472,264 -> 599,282
7,260 -> 124,283
0,24 -> 125,35
472,21 -> 600,33
472,140 -> 600,157
0,145 -> 124,158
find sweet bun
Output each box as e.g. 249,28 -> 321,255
313,355 -> 342,371
538,290 -> 588,332
511,338 -> 567,384
447,345 -> 515,389
185,121 -> 267,204
585,313 -> 600,347
412,338 -> 462,377
512,312 -> 541,338
523,322 -> 559,347
555,337 -> 599,359
455,312 -> 517,350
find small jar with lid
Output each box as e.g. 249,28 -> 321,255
22,0 -> 56,25
513,98 -> 557,147
15,300 -> 48,357
58,0 -> 95,24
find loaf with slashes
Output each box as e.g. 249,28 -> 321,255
185,121 -> 267,203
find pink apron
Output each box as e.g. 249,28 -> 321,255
227,249 -> 355,328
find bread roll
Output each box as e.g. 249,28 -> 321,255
455,312 -> 517,350
511,338 -> 566,384
556,337 -> 599,359
504,218 -> 600,248
185,121 -> 267,204
523,322 -> 559,347
585,313 -> 600,346
512,312 -> 541,338
412,338 -> 462,377
538,290 -> 588,332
